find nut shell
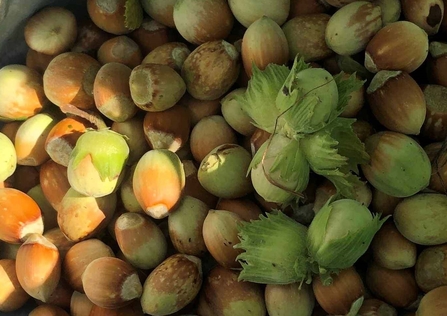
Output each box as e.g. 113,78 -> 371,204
93,62 -> 138,122
394,193 -> 447,245
401,0 -> 444,35
16,234 -> 61,302
242,16 -> 289,77
313,267 -> 364,315
82,257 -> 143,309
115,212 -> 168,269
0,259 -> 30,312
0,188 -> 43,244
43,52 -> 101,109
173,0 -> 234,45
87,0 -> 143,35
366,70 -> 426,135
415,244 -> 447,292
282,14 -> 332,62
371,220 -> 417,270
97,36 -> 142,68
182,40 -> 240,101
421,84 -> 447,141
0,65 -> 47,121
130,63 -> 186,112
197,265 -> 266,316
140,254 -> 202,315
417,286 -> 447,316
366,262 -> 418,308
325,1 -> 382,56
24,6 -> 77,55
63,238 -> 115,293
364,21 -> 429,73
57,188 -> 117,242
228,0 -> 290,27
133,149 -> 185,219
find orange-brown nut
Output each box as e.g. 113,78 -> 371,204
43,52 -> 101,109
97,36 -> 142,68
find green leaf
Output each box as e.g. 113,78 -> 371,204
336,54 -> 373,80
323,118 -> 370,173
235,211 -> 310,284
306,198 -> 334,276
325,172 -> 365,199
328,72 -> 366,122
276,56 -> 339,135
345,296 -> 365,316
299,120 -> 369,199
248,141 -> 268,174
300,128 -> 348,171
276,56 -> 311,114
269,137 -> 310,193
278,95 -> 322,136
236,63 -> 290,133
314,213 -> 388,271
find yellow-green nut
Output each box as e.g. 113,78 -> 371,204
198,144 -> 253,199
289,67 -> 338,129
394,193 -> 447,246
221,88 -> 256,137
0,132 -> 16,182
140,254 -> 202,315
361,131 -> 431,197
67,129 -> 129,197
325,1 -> 382,56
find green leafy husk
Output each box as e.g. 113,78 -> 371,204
124,0 -> 144,30
345,296 -> 364,316
300,118 -> 369,199
328,72 -> 366,122
238,55 -> 368,205
237,63 -> 290,133
307,198 -> 389,282
249,134 -> 309,204
235,211 -> 310,284
70,129 -> 129,182
276,57 -> 338,135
